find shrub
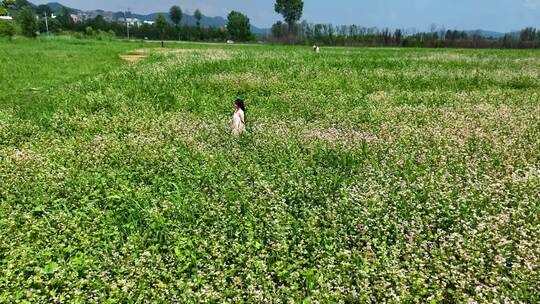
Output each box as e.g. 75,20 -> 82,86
38,17 -> 61,34
16,6 -> 38,38
85,26 -> 94,36
72,31 -> 83,39
0,19 -> 16,39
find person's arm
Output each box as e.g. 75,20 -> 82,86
239,111 -> 245,124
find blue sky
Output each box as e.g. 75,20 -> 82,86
33,0 -> 540,32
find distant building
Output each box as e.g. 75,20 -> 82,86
76,10 -> 114,22
96,11 -> 114,21
90,11 -> 113,20
0,16 -> 13,21
118,17 -> 141,26
76,12 -> 89,22
70,14 -> 78,22
143,20 -> 155,25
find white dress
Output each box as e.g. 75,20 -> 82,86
232,109 -> 245,135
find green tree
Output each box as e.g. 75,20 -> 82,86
36,4 -> 52,16
57,6 -> 73,29
169,5 -> 182,40
14,0 -> 31,10
89,15 -> 107,31
0,19 -> 16,38
155,13 -> 168,47
194,9 -> 202,27
193,9 -> 203,40
0,0 -> 15,16
169,5 -> 182,26
393,29 -> 402,45
38,15 -> 60,32
16,6 -> 37,37
226,10 -> 251,42
520,27 -> 536,42
274,0 -> 303,33
271,21 -> 287,38
85,26 -> 94,36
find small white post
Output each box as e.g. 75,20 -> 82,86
44,12 -> 49,36
125,9 -> 130,40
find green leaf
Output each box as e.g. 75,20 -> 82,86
44,262 -> 58,274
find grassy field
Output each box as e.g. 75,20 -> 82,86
0,37 -> 154,121
1,38 -> 539,302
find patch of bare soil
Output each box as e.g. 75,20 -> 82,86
119,55 -> 147,62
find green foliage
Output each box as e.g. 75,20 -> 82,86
56,6 -> 73,29
194,9 -> 202,26
169,5 -> 182,41
169,5 -> 182,26
227,10 -> 252,41
14,0 -> 31,10
0,40 -> 539,302
38,16 -> 61,33
0,0 -> 15,15
275,0 -> 304,28
520,27 -> 537,42
0,19 -> 15,38
85,25 -> 93,36
271,20 -> 288,38
36,4 -> 52,16
81,26 -> 115,40
155,13 -> 167,40
86,15 -> 107,31
16,5 -> 37,37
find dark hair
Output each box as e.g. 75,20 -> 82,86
235,99 -> 246,112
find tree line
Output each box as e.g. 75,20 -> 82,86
269,22 -> 539,49
2,0 -> 540,49
267,0 -> 540,49
0,0 -> 253,42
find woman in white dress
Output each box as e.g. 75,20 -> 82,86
231,99 -> 246,136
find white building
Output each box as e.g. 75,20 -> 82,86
0,16 -> 13,21
118,17 -> 141,26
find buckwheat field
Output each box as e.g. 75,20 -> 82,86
1,39 -> 539,303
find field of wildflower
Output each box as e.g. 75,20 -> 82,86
1,38 -> 539,302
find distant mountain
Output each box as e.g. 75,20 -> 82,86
44,2 -> 78,13
45,2 -> 68,11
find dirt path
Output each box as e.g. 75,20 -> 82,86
119,55 -> 147,62
119,48 -> 174,62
